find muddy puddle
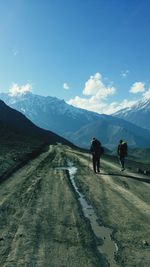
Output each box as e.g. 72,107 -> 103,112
57,163 -> 119,267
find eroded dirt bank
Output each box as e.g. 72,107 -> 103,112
0,144 -> 150,267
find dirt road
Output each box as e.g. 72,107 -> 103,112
0,145 -> 150,267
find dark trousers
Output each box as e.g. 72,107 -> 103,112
119,156 -> 125,169
92,155 -> 100,172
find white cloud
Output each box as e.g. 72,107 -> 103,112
63,83 -> 70,90
83,72 -> 116,99
83,73 -> 102,95
67,72 -> 117,114
129,82 -> 145,94
67,73 -> 150,115
121,70 -> 129,78
68,96 -> 136,115
68,96 -> 106,114
9,83 -> 32,96
143,88 -> 150,99
107,99 -> 137,114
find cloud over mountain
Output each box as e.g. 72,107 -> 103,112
68,73 -> 150,115
129,82 -> 145,94
83,72 -> 116,98
9,83 -> 32,96
68,72 -> 116,114
143,88 -> 150,99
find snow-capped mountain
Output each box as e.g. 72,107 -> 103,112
114,98 -> 150,130
0,92 -> 150,149
0,92 -> 103,134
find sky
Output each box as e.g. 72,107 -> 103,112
0,0 -> 150,114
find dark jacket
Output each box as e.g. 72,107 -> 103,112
90,139 -> 103,158
117,142 -> 127,157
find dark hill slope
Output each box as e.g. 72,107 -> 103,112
0,100 -> 74,147
0,100 -> 74,179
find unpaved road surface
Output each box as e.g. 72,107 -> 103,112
0,145 -> 150,267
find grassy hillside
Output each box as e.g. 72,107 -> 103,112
0,129 -> 46,180
103,152 -> 150,173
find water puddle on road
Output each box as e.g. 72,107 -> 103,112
57,163 -> 119,267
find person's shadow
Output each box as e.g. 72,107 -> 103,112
103,172 -> 150,183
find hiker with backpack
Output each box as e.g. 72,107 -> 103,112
117,139 -> 128,171
90,137 -> 104,173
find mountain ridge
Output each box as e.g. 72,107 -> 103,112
0,92 -> 150,149
113,98 -> 150,130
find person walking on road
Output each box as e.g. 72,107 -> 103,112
117,139 -> 128,171
90,137 -> 104,173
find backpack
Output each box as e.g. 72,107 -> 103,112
90,139 -> 104,156
121,142 -> 128,156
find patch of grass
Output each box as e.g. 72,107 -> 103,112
0,134 -> 47,181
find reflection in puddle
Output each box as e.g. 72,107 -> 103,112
57,163 -> 118,267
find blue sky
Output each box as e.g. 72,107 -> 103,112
0,0 -> 150,114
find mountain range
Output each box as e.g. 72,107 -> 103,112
0,92 -> 150,149
113,98 -> 150,130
